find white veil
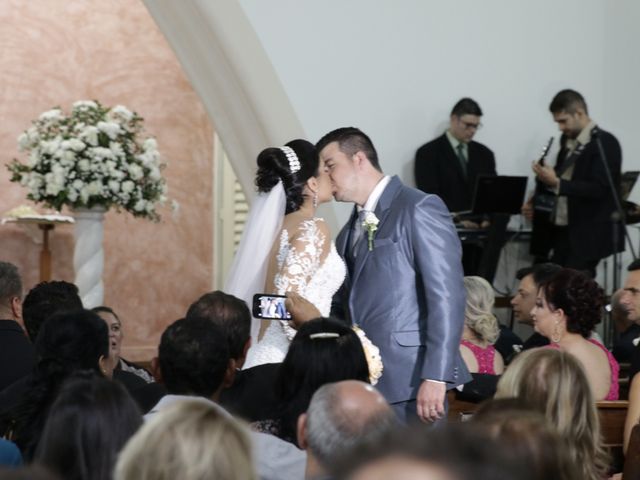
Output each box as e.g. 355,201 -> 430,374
224,181 -> 286,341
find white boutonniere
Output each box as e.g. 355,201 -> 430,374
362,211 -> 379,251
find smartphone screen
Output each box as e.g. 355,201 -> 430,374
252,294 -> 292,320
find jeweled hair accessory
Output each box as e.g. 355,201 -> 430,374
309,332 -> 340,340
280,146 -> 301,174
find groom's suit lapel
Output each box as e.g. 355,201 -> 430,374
350,176 -> 402,289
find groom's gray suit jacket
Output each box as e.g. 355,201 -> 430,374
335,176 -> 471,403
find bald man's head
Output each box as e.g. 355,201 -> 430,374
299,380 -> 396,474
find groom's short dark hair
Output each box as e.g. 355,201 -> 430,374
316,127 -> 381,172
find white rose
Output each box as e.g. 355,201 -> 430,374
26,127 -> 40,144
128,164 -> 143,180
51,164 -> 66,176
109,141 -> 124,157
72,179 -> 84,190
134,199 -> 146,212
72,100 -> 98,111
108,180 -> 120,193
17,133 -> 30,151
43,137 -> 62,155
121,180 -> 135,193
78,159 -> 90,172
80,126 -> 99,146
90,147 -> 115,161
136,152 -> 152,167
61,150 -> 76,164
68,139 -> 86,152
363,211 -> 379,227
27,151 -> 40,167
148,166 -> 161,181
109,105 -> 133,121
80,187 -> 90,204
67,190 -> 78,202
39,109 -> 64,122
45,181 -> 62,196
27,174 -> 43,191
97,121 -> 121,140
143,138 -> 158,152
86,181 -> 102,196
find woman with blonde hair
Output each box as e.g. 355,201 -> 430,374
114,398 -> 255,480
459,276 -> 504,375
495,348 -> 609,480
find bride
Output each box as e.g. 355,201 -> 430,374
225,139 -> 346,368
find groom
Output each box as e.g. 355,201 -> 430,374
317,127 -> 470,423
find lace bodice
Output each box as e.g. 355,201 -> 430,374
460,340 -> 497,375
243,218 -> 346,368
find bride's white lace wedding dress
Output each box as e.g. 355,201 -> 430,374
243,218 -> 346,368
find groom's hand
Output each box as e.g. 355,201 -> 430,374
416,380 -> 446,423
285,293 -> 321,329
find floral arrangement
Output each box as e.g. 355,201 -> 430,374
353,325 -> 384,385
7,100 -> 168,221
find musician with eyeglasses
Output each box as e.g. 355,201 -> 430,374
414,97 -> 497,274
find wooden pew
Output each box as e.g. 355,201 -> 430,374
447,393 -> 628,449
597,400 -> 628,448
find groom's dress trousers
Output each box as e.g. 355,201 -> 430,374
336,176 -> 471,406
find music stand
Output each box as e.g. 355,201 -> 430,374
471,175 -> 528,215
471,176 -> 528,283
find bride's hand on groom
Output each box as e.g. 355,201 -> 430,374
285,293 -> 321,330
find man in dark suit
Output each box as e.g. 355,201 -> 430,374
526,89 -> 623,276
414,98 -> 496,274
318,127 -> 469,423
0,261 -> 35,392
414,97 -> 496,220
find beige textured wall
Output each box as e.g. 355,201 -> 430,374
0,0 -> 214,360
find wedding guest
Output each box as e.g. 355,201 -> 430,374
142,316 -> 306,480
340,423 -> 530,480
495,348 -> 609,480
187,290 -> 280,422
507,263 -> 561,352
532,268 -> 618,400
459,276 -> 504,375
34,373 -> 142,480
21,281 -> 83,342
115,398 -> 255,480
0,310 -> 112,460
252,317 -> 369,445
471,398 -> 580,480
0,261 -> 35,392
92,306 -> 154,383
455,276 -> 503,401
297,380 -> 396,479
144,318 -> 234,420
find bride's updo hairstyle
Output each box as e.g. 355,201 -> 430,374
255,139 -> 319,214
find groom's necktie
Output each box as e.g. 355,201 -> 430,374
346,210 -> 367,276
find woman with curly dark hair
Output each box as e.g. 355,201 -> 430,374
531,268 -> 618,400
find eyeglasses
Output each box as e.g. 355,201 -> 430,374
458,119 -> 482,130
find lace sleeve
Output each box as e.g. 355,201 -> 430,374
274,219 -> 330,294
274,219 -> 330,339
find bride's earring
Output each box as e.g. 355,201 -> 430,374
313,191 -> 318,208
